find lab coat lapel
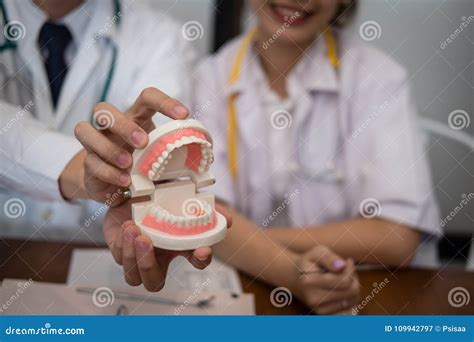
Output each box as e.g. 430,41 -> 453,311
234,82 -> 272,222
54,40 -> 102,126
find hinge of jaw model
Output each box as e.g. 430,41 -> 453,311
129,119 -> 227,251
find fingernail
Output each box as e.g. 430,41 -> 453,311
172,105 -> 188,118
333,259 -> 346,270
117,152 -> 131,168
136,239 -> 151,252
131,130 -> 147,146
197,255 -> 209,261
120,173 -> 130,186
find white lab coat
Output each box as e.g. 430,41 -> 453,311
0,0 -> 194,235
190,32 -> 441,267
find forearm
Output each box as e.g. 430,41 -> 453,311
213,206 -> 299,290
265,218 -> 420,267
58,149 -> 88,200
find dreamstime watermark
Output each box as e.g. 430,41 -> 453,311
181,198 -> 205,218
440,16 -> 473,50
3,20 -> 26,41
448,287 -> 470,308
351,100 -> 390,139
359,198 -> 382,219
359,21 -> 382,41
92,109 -> 115,130
270,287 -> 292,307
84,189 -> 122,227
84,11 -> 122,49
0,279 -> 34,313
92,287 -> 115,308
261,11 -> 301,49
262,189 -> 300,227
440,193 -> 473,228
0,101 -> 34,135
193,100 -> 211,119
174,278 -> 212,315
181,21 -> 204,41
4,323 -> 85,336
352,278 -> 390,315
448,109 -> 470,130
270,109 -> 292,130
3,197 -> 26,219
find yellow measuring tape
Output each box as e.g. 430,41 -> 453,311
227,28 -> 340,180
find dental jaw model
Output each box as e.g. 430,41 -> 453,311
129,119 -> 227,250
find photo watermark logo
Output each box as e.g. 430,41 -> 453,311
174,278 -> 212,315
92,287 -> 115,308
261,11 -> 301,49
359,198 -> 382,219
270,287 -> 293,307
440,16 -> 473,50
270,109 -> 292,130
351,100 -> 390,139
440,193 -> 473,228
262,189 -> 300,227
448,287 -> 470,308
0,279 -> 34,313
352,278 -> 390,315
84,189 -> 122,227
3,20 -> 26,41
448,109 -> 470,130
359,21 -> 382,41
3,198 -> 26,219
181,198 -> 205,218
181,21 -> 204,41
92,109 -> 115,130
0,101 -> 34,135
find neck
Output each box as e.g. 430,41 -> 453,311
33,0 -> 84,20
255,30 -> 312,98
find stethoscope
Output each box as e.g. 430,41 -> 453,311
0,0 -> 120,106
226,27 -> 345,184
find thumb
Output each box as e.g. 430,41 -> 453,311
306,246 -> 347,273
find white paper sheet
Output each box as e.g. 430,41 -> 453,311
0,279 -> 254,315
67,248 -> 243,295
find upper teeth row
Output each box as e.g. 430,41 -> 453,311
149,203 -> 213,227
147,136 -> 214,180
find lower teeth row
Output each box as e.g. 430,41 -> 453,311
149,204 -> 212,227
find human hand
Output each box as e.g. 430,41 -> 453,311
61,88 -> 189,204
291,245 -> 360,314
103,200 -> 233,291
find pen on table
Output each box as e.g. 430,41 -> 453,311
76,287 -> 215,308
116,304 -> 129,316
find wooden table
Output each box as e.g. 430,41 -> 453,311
1,238 -> 473,315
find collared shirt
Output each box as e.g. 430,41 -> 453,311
8,0 -> 96,66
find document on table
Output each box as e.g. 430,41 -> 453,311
0,279 -> 254,315
67,248 -> 243,295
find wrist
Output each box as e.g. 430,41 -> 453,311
58,150 -> 87,200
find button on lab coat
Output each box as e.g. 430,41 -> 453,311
0,0 -> 194,234
190,32 -> 441,267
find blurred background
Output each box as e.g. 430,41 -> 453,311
2,0 -> 473,267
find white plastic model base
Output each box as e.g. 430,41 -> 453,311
129,119 -> 227,251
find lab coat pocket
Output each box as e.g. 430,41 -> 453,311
296,160 -> 347,225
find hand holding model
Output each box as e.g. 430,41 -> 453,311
61,87 -> 188,205
71,87 -> 231,291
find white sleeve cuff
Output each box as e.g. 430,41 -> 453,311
20,132 -> 83,201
